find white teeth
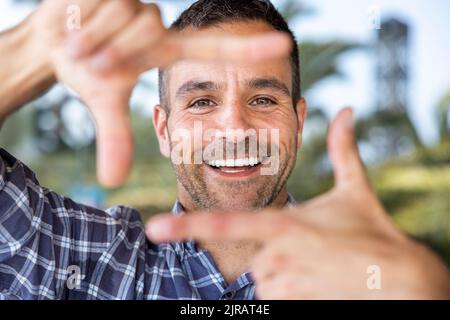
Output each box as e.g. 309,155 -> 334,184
222,169 -> 246,173
217,160 -> 226,167
206,157 -> 263,168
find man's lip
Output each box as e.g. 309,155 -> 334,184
204,162 -> 262,178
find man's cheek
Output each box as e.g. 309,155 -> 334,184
260,128 -> 281,176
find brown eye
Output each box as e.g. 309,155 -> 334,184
251,97 -> 275,106
190,99 -> 216,109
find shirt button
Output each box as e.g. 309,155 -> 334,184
222,291 -> 235,300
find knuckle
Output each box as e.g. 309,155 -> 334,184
276,277 -> 297,298
270,215 -> 298,236
138,11 -> 164,35
208,214 -> 230,236
146,3 -> 162,16
252,251 -> 293,282
77,30 -> 95,47
101,1 -> 138,23
266,251 -> 288,268
110,1 -> 130,17
101,45 -> 122,66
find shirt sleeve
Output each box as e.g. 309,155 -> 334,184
0,148 -> 146,300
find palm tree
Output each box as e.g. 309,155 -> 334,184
279,0 -> 360,94
278,0 -> 362,199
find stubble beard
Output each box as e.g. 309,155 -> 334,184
171,154 -> 294,212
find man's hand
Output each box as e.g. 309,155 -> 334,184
30,0 -> 292,187
145,108 -> 450,299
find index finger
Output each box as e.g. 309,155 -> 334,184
88,94 -> 134,188
151,31 -> 293,68
145,210 -> 297,243
180,32 -> 293,62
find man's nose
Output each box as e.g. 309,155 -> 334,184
216,99 -> 252,131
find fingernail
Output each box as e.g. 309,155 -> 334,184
146,219 -> 172,241
66,37 -> 84,59
343,108 -> 354,130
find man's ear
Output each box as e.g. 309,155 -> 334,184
296,97 -> 308,150
152,105 -> 171,158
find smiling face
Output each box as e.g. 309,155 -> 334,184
153,20 -> 307,212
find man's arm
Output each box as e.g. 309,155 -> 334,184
0,17 -> 55,125
0,148 -> 147,299
146,109 -> 450,299
0,0 -> 291,187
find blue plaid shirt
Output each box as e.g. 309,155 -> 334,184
0,148 -> 295,300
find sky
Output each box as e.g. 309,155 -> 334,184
1,0 -> 449,145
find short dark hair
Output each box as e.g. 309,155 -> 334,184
158,0 -> 300,112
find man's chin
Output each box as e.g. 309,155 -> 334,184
205,189 -> 273,212
208,201 -> 262,212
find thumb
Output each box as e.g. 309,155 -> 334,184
89,95 -> 134,188
327,108 -> 369,189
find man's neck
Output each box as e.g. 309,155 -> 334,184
199,240 -> 261,285
178,187 -> 290,285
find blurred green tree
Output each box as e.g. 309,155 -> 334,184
279,0 -> 360,200
437,89 -> 450,143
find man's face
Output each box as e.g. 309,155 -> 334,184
154,21 -> 306,211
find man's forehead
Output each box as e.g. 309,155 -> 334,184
168,62 -> 292,99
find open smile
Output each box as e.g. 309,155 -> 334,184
204,157 -> 266,177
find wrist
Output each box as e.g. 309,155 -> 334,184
0,15 -> 55,118
17,14 -> 55,96
23,13 -> 54,81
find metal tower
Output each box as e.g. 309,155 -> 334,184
376,18 -> 409,112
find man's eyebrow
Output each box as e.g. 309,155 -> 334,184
246,78 -> 291,97
175,80 -> 222,98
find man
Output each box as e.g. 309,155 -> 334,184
0,0 -> 449,300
